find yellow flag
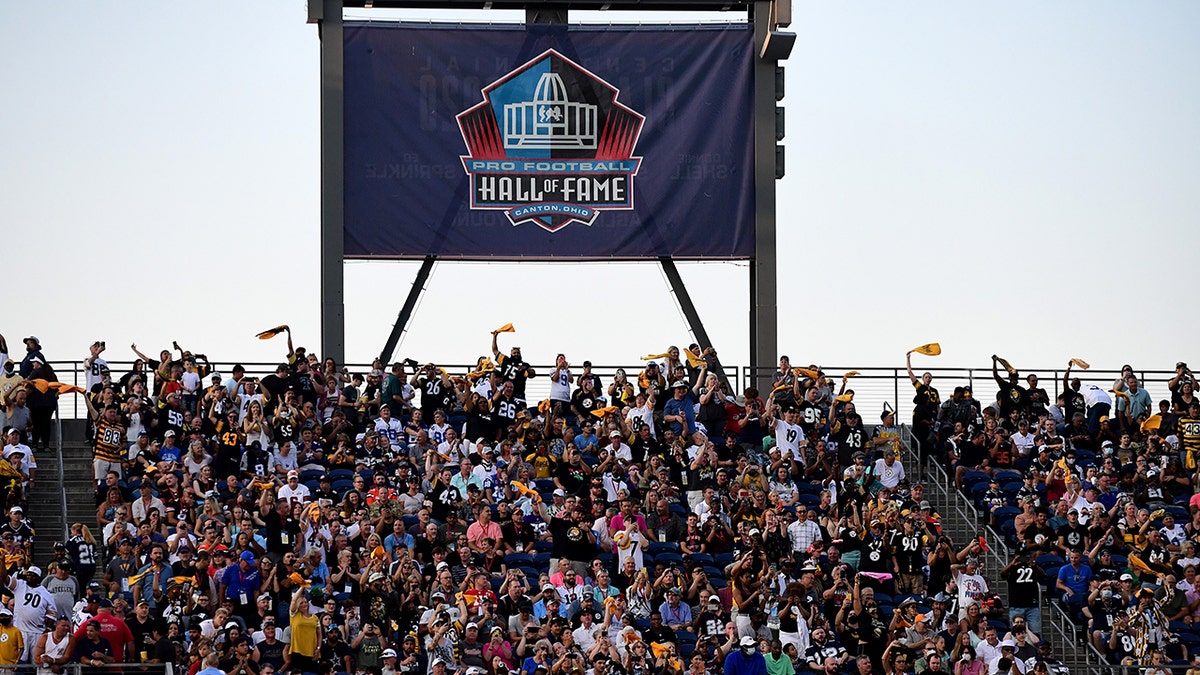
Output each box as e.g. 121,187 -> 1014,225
911,343 -> 942,356
1070,358 -> 1090,370
49,382 -> 87,395
493,323 -> 515,334
771,384 -> 792,393
256,324 -> 289,340
843,371 -> 861,378
510,481 -> 541,501
23,379 -> 52,394
537,399 -> 552,414
792,367 -> 820,379
591,406 -> 619,418
641,352 -> 671,361
1142,415 -> 1163,433
995,356 -> 1016,375
835,393 -> 854,403
683,349 -> 706,368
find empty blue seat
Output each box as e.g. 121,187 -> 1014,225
714,553 -> 735,568
300,469 -> 325,482
1036,554 -> 1064,568
332,479 -> 354,495
798,494 -> 822,507
647,541 -> 680,555
689,553 -> 715,567
535,479 -> 557,492
993,470 -> 1022,484
506,553 -> 535,568
657,552 -> 684,567
670,503 -> 689,517
703,566 -> 725,580
330,468 -> 355,481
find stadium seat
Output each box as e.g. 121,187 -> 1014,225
1036,554 -> 1065,568
703,566 -> 725,580
329,469 -> 355,481
961,471 -> 991,490
647,541 -> 680,555
506,553 -> 534,568
798,494 -> 822,507
332,479 -> 354,495
993,470 -> 1022,484
670,503 -> 689,518
689,553 -> 715,567
300,469 -> 324,482
657,552 -> 684,567
534,479 -> 556,493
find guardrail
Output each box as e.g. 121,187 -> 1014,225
0,665 -> 172,675
54,404 -> 67,542
38,359 -> 1186,421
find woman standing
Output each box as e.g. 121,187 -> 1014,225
288,590 -> 321,673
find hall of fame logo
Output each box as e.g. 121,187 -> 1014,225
457,50 -> 645,232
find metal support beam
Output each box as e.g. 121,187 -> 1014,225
526,6 -> 568,23
659,258 -> 731,391
378,256 -> 436,364
751,0 -> 779,390
316,0 -> 346,364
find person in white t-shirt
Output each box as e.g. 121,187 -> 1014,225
872,452 -> 906,489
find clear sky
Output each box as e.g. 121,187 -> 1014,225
2,2 -> 1197,376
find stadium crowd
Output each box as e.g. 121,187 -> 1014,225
0,331 -> 1194,675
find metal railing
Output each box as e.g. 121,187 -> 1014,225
54,403 -> 67,542
39,359 -> 1187,422
0,665 -> 172,675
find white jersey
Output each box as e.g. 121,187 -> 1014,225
625,406 -> 655,438
237,394 -> 264,423
549,368 -> 572,402
1081,384 -> 1112,409
277,483 -> 312,504
373,417 -> 404,444
774,419 -> 804,462
428,423 -> 451,446
85,357 -> 109,392
12,579 -> 56,633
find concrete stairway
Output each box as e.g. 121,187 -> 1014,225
28,421 -> 94,567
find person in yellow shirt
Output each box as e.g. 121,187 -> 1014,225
0,608 -> 24,665
287,590 -> 320,673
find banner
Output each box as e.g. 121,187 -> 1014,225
343,22 -> 755,260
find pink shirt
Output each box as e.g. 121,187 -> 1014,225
466,520 -> 503,549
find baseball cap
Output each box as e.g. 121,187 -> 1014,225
240,551 -> 256,564
382,649 -> 397,658
740,636 -> 756,647
287,470 -> 299,479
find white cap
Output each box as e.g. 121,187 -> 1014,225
740,636 -> 756,647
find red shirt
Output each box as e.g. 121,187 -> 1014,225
74,612 -> 134,661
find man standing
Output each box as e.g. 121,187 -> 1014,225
2,564 -> 57,662
83,397 -> 126,482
